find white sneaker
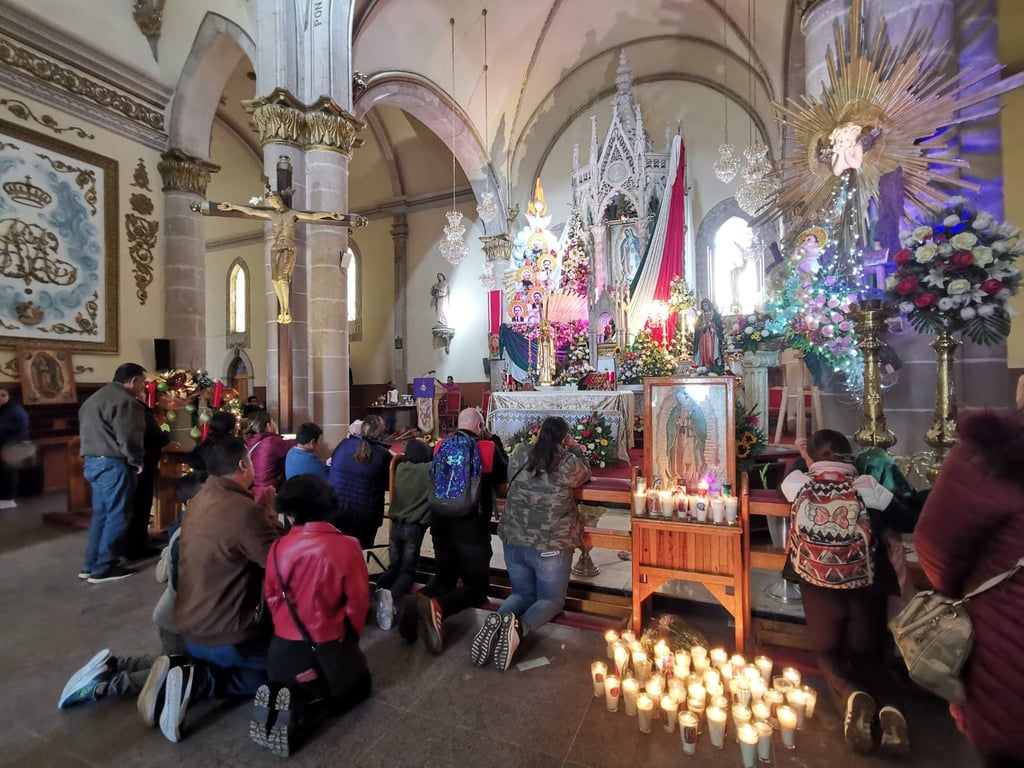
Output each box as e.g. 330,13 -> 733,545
0,500 -> 17,509
58,649 -> 112,710
493,613 -> 521,672
375,588 -> 394,631
844,690 -> 876,754
159,666 -> 194,743
137,655 -> 171,727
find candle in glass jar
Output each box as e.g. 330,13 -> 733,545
738,722 -> 759,768
604,629 -> 619,660
622,677 -> 640,717
632,651 -> 651,683
711,694 -> 731,712
668,677 -> 687,703
730,676 -> 751,707
613,644 -> 629,678
689,644 -> 708,662
692,654 -> 711,674
703,668 -> 721,690
687,681 -> 706,703
679,711 -> 699,754
731,654 -> 747,676
635,477 -> 647,495
673,650 -> 691,677
777,705 -> 798,748
645,674 -> 664,705
711,495 -> 725,524
636,693 -> 654,733
720,661 -> 734,681
749,678 -> 766,703
620,630 -> 636,645
751,701 -> 771,722
706,680 -> 725,699
764,689 -> 784,715
725,494 -> 739,524
633,492 -> 647,517
732,704 -> 753,744
706,705 -> 727,749
709,647 -> 729,668
743,666 -> 762,685
800,685 -> 818,718
755,720 -> 774,764
603,673 -> 621,712
590,660 -> 607,698
676,490 -> 688,518
687,695 -> 706,725
782,666 -> 802,687
786,688 -> 807,730
661,695 -> 679,733
754,655 -> 773,685
695,492 -> 709,522
772,676 -> 795,696
659,489 -> 674,518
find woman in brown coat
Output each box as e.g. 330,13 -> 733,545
915,410 -> 1024,767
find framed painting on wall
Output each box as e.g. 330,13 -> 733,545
643,376 -> 736,493
0,119 -> 118,352
17,347 -> 77,405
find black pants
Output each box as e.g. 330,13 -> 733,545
125,461 -> 158,557
267,634 -> 371,707
377,521 -> 427,600
799,581 -> 901,711
422,513 -> 492,619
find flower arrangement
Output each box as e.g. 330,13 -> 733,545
555,330 -> 595,386
616,328 -> 676,383
725,311 -> 784,353
886,198 -> 1022,344
504,419 -> 543,453
558,207 -> 591,297
572,411 -> 618,468
667,275 -> 696,315
734,402 -> 767,476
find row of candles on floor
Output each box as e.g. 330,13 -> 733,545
633,477 -> 739,524
590,631 -> 816,764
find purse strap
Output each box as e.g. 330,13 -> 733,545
960,556 -> 1024,604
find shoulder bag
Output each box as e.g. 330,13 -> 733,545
889,555 -> 1024,703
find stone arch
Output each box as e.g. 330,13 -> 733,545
353,72 -> 505,233
222,346 -> 256,401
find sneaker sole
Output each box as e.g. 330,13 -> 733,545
87,571 -> 135,584
376,590 -> 394,631
250,685 -> 273,749
879,708 -> 910,758
267,687 -> 291,757
77,572 -> 91,580
418,598 -> 444,654
493,615 -> 520,672
159,668 -> 191,743
470,613 -> 502,667
844,692 -> 876,754
137,656 -> 170,727
58,649 -> 112,709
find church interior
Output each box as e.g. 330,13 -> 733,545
0,0 -> 1022,765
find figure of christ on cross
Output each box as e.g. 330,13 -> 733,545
191,192 -> 366,324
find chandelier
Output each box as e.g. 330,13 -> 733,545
476,10 -> 498,224
440,17 -> 468,266
713,11 -> 738,183
478,260 -> 497,289
476,190 -> 498,224
735,0 -> 779,215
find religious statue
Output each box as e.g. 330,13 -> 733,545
192,160 -> 366,325
693,298 -> 725,371
431,272 -> 451,328
791,226 -> 827,275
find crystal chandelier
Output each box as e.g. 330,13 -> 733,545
736,176 -> 778,216
714,143 -> 740,183
476,190 -> 498,224
478,260 -> 497,289
440,18 -> 468,266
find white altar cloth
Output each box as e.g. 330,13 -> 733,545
487,389 -> 635,462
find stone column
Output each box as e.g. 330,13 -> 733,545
391,215 -> 409,390
158,148 -> 219,374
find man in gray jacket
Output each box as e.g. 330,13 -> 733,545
78,362 -> 147,583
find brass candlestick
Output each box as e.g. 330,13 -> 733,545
850,300 -> 896,449
924,327 -> 960,483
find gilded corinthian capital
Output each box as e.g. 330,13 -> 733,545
158,148 -> 220,196
243,88 -> 365,157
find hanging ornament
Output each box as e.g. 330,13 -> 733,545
714,143 -> 740,183
439,209 -> 468,266
477,190 -> 498,224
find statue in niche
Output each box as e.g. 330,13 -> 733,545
431,272 -> 451,328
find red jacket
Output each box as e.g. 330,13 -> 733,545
264,522 -> 369,643
245,432 -> 294,501
915,411 -> 1024,760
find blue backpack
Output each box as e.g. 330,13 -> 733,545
427,432 -> 483,518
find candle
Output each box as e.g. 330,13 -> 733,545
667,677 -> 687,704
711,495 -> 725,524
703,668 -> 721,690
732,704 -> 753,740
604,674 -> 621,712
687,694 -> 706,723
764,689 -> 784,715
692,654 -> 710,674
645,675 -> 664,709
632,651 -> 651,683
730,677 -> 751,707
782,666 -> 802,688
676,491 -> 688,519
212,380 -> 224,408
694,491 -> 709,523
709,647 -> 729,668
710,694 -> 731,712
800,685 -> 818,719
690,644 -> 707,661
738,723 -> 759,768
620,629 -> 635,644
777,705 -> 798,749
786,688 -> 807,730
590,661 -> 607,698
720,661 -> 734,681
613,644 -> 629,678
772,676 -> 794,696
754,655 -> 773,685
636,693 -> 654,733
706,680 -> 724,699
633,492 -> 647,517
706,705 -> 727,749
743,667 -> 761,685
687,682 -> 706,703
634,477 -> 646,495
659,489 -> 674,518
751,701 -> 771,722
604,630 -> 619,660
679,711 -> 699,754
731,654 -> 747,677
673,650 -> 691,677
201,423 -> 210,441
749,678 -> 766,703
725,495 -> 739,525
145,379 -> 158,408
629,640 -> 643,655
622,677 -> 640,717
755,720 -> 774,764
661,695 -> 679,733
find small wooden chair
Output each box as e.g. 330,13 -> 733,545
773,351 -> 823,444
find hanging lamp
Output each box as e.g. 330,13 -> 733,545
439,17 -> 469,266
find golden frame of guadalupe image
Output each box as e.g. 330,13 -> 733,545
17,347 -> 77,405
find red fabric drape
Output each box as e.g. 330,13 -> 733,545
645,137 -> 686,345
488,290 -> 502,334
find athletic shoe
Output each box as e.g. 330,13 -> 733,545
77,571 -> 91,580
418,596 -> 445,654
0,500 -> 17,509
470,612 -> 502,667
87,564 -> 137,584
267,686 -> 293,757
159,665 -> 194,743
375,588 -> 394,631
879,705 -> 911,758
137,656 -> 171,727
844,690 -> 876,754
493,613 -> 521,672
58,649 -> 113,709
249,684 -> 275,750
397,594 -> 419,644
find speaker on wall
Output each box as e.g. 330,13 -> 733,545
154,338 -> 172,371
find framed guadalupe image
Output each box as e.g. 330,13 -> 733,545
643,376 -> 736,492
17,346 -> 77,405
607,218 -> 645,288
0,119 -> 119,352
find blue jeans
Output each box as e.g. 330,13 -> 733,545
498,544 -> 573,635
377,521 -> 426,600
82,457 -> 136,574
184,639 -> 269,699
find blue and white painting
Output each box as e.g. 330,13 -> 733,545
0,120 -> 117,352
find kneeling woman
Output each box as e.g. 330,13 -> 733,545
471,416 -> 590,671
253,475 -> 372,757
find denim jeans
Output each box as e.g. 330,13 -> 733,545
498,544 -> 573,635
376,521 -> 426,600
184,638 -> 269,699
82,457 -> 136,574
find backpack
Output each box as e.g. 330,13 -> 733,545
427,432 -> 483,519
787,470 -> 873,589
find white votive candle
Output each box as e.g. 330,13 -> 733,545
659,489 -> 674,518
632,651 -> 651,683
782,666 -> 802,688
800,685 -> 817,719
667,677 -> 686,703
706,680 -> 725,699
692,655 -> 710,674
749,678 -> 766,703
633,492 -> 647,517
706,705 -> 727,749
709,647 -> 729,668
738,723 -> 759,768
754,655 -> 773,685
622,677 -> 639,716
710,694 -> 731,712
687,681 -> 706,703
604,629 -> 619,660
620,630 -> 636,645
731,654 -> 747,677
590,660 -> 607,698
786,688 -> 807,730
703,668 -> 721,690
636,693 -> 654,733
661,695 -> 679,733
732,703 -> 752,740
604,674 -> 620,712
679,711 -> 699,754
673,650 -> 691,678
751,701 -> 771,723
777,704 -> 797,749
645,674 -> 664,702
613,644 -> 629,678
756,720 -> 774,764
725,495 -> 738,524
764,689 -> 784,715
711,496 -> 725,524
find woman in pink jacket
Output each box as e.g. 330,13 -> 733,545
243,411 -> 293,503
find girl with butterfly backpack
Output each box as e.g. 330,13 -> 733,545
780,429 -> 912,758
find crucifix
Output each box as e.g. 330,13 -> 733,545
191,156 -> 366,430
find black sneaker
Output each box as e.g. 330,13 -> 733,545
87,565 -> 137,584
267,686 -> 292,757
417,595 -> 445,654
844,690 -> 876,754
250,684 -> 276,750
493,613 -> 521,672
397,594 -> 419,644
470,612 -> 502,667
879,705 -> 910,758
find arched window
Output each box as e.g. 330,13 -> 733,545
345,241 -> 362,341
227,257 -> 250,347
711,216 -> 762,314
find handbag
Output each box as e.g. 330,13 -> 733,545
270,541 -> 352,698
889,556 -> 1024,703
1,440 -> 36,469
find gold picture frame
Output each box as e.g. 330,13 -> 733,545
17,346 -> 78,405
0,119 -> 119,352
644,376 -> 737,492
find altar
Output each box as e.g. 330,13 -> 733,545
487,389 -> 635,462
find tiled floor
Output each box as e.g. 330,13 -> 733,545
0,493 -> 984,767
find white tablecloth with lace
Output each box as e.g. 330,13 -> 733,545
486,389 -> 635,462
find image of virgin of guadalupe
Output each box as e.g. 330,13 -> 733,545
666,390 -> 707,489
